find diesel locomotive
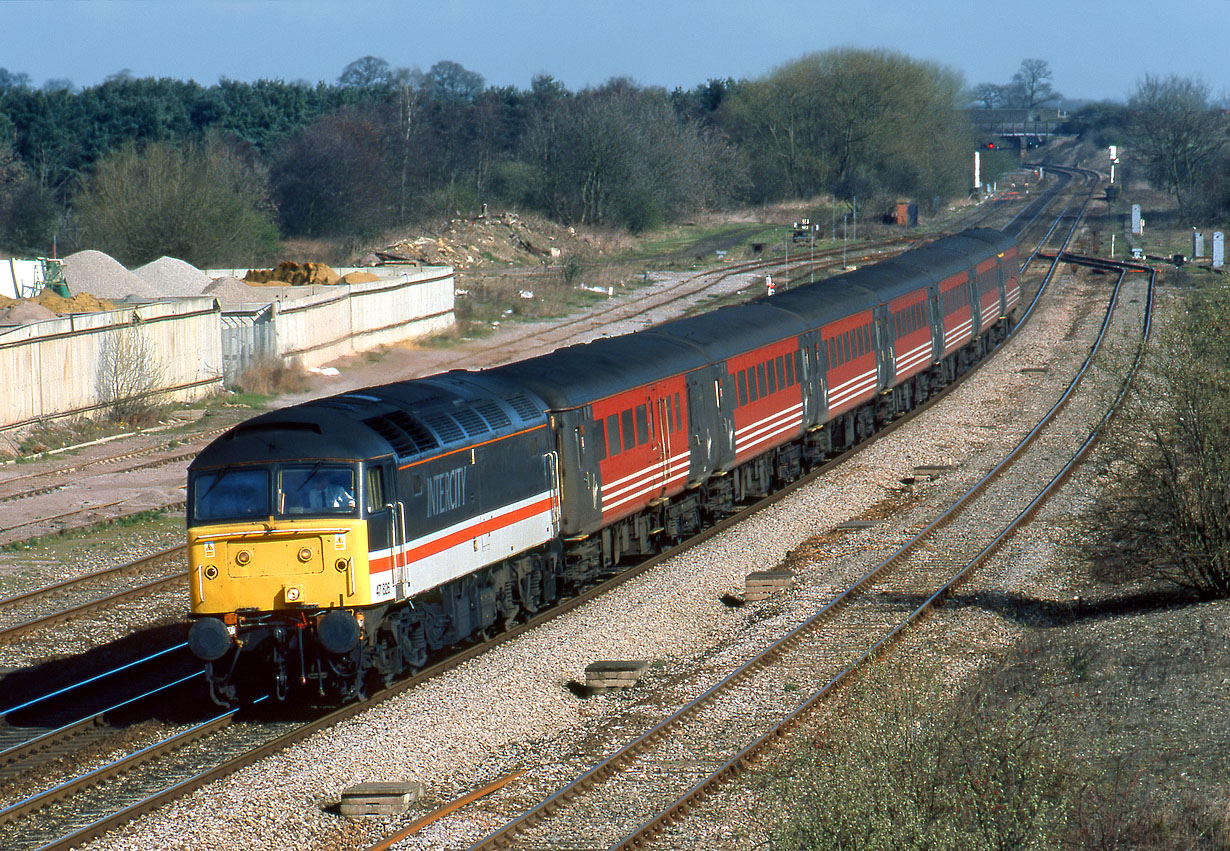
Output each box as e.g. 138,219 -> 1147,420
187,228 -> 1019,705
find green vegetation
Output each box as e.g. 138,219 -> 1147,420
0,506 -> 177,552
761,626 -> 1227,849
0,48 -> 981,260
1083,283 -> 1230,598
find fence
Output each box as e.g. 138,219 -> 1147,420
0,266 -> 455,430
0,298 -> 223,432
219,266 -> 455,383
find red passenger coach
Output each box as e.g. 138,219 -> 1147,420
591,376 -> 691,524
820,309 -> 878,416
887,290 -> 932,381
729,339 -> 806,465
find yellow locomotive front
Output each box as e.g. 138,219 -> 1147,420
189,463 -> 369,616
185,410 -> 402,704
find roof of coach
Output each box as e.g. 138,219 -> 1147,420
644,301 -> 811,362
488,331 -> 709,410
190,372 -> 546,470
756,276 -> 879,327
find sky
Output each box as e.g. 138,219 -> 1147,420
2,0 -> 1227,103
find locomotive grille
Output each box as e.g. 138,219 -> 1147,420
503,393 -> 542,422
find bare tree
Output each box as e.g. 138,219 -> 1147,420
1128,74 -> 1228,217
971,82 -> 1006,109
427,60 -> 485,102
96,324 -> 166,424
338,56 -> 392,89
1008,58 -> 1059,117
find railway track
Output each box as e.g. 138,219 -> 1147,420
411,176 -> 1158,851
0,168 -> 1091,851
0,547 -> 187,644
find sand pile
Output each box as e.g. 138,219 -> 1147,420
35,291 -> 117,313
63,250 -> 160,300
134,256 -> 214,297
245,261 -> 341,286
203,276 -> 268,306
340,271 -> 380,284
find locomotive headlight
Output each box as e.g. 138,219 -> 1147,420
203,565 -> 218,580
285,585 -> 302,602
297,547 -> 312,563
235,550 -> 251,566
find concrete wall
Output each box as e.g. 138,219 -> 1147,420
0,298 -> 223,431
0,267 -> 454,429
220,266 -> 455,382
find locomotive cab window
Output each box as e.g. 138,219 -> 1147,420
365,466 -> 386,513
279,464 -> 356,515
192,467 -> 270,523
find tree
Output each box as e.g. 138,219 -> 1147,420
1127,74 -> 1227,217
427,60 -> 485,102
971,82 -> 1006,109
0,67 -> 31,93
73,136 -> 278,267
1006,58 -> 1059,116
722,49 -> 972,204
270,106 -> 396,237
1085,287 -> 1230,597
339,56 -> 392,89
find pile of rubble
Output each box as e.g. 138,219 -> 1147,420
382,210 -> 609,270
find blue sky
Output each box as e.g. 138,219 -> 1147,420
3,0 -> 1227,102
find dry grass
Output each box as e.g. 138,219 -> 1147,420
231,356 -> 310,396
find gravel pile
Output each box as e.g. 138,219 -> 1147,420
63,250 -> 160,300
134,257 -> 213,297
202,276 -> 269,306
83,269 -> 1116,851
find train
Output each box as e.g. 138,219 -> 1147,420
186,228 -> 1019,705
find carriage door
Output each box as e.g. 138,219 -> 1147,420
364,461 -> 406,601
656,393 -> 673,496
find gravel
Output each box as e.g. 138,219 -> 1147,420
80,267 -> 1123,851
63,250 -> 161,300
202,276 -> 269,306
134,257 -> 214,297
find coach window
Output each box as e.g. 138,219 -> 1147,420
634,405 -> 649,445
594,418 -> 607,461
607,413 -> 622,456
737,371 -> 748,406
675,392 -> 683,430
775,355 -> 786,389
756,362 -> 767,397
765,360 -> 777,394
746,367 -> 758,402
621,409 -> 635,451
784,352 -> 794,386
664,395 -> 673,431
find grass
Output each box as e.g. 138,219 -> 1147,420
0,507 -> 180,553
755,606 -> 1228,850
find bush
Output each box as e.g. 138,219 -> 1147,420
96,326 -> 167,426
1083,286 -> 1230,597
232,356 -> 309,396
73,135 -> 279,268
762,657 -> 1070,851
